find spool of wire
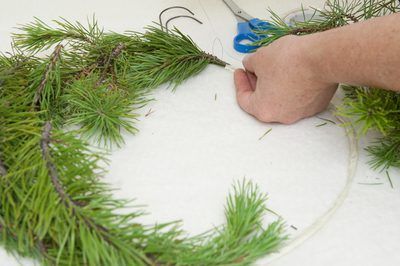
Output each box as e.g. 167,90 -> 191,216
282,7 -> 323,26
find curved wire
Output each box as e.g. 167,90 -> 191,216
165,15 -> 203,32
263,103 -> 358,264
159,6 -> 195,31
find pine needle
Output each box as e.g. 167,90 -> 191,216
259,128 -> 272,140
316,122 -> 328,127
358,182 -> 384,185
316,116 -> 337,124
386,171 -> 394,188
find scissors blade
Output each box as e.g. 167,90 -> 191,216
222,0 -> 254,22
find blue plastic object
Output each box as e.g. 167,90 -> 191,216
234,18 -> 272,53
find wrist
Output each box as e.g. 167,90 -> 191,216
298,31 -> 341,86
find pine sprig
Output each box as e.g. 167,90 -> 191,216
12,18 -> 228,146
366,133 -> 400,169
339,85 -> 400,169
126,26 -> 227,90
166,181 -> 286,266
63,75 -> 139,146
14,17 -> 101,52
31,44 -> 63,113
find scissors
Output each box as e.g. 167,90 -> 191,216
223,0 -> 272,53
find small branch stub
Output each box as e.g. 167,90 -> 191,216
33,44 -> 63,111
0,157 -> 7,177
96,42 -> 125,87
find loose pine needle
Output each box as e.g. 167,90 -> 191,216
144,108 -> 155,117
316,122 -> 328,127
358,182 -> 384,185
259,128 -> 272,140
316,116 -> 336,124
386,171 -> 394,188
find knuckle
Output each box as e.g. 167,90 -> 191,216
255,109 -> 272,123
280,116 -> 299,125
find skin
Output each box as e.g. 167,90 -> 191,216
234,13 -> 400,124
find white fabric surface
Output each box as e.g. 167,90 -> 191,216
1,1 -> 399,265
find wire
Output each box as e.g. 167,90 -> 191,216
264,103 -> 358,263
224,62 -> 358,263
159,6 -> 195,31
165,15 -> 203,32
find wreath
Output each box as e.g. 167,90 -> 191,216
0,0 -> 399,265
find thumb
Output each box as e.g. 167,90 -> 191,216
234,69 -> 257,115
242,53 -> 256,74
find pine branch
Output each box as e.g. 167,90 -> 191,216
126,26 -> 228,90
40,121 -> 72,204
1,16 -> 286,266
40,121 -> 123,243
38,122 -> 152,265
14,17 -> 101,53
151,180 -> 286,265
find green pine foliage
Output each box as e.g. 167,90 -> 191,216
1,17 -> 286,265
127,26 -> 227,89
255,0 -> 399,46
339,85 -> 400,170
256,0 -> 400,171
63,75 -> 139,145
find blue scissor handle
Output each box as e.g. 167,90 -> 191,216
234,18 -> 272,53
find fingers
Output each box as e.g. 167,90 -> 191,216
245,70 -> 257,90
242,53 -> 256,73
234,69 -> 256,115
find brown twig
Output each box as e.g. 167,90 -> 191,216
96,43 -> 125,87
40,122 -> 119,245
39,122 -> 155,264
0,156 -> 7,177
40,122 -> 71,204
145,108 -> 155,117
204,53 -> 227,67
290,24 -> 333,35
33,44 -> 63,111
41,123 -> 94,210
345,14 -> 359,23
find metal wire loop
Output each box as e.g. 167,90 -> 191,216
159,6 -> 195,31
165,15 -> 203,32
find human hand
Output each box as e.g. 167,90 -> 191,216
234,35 -> 338,124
